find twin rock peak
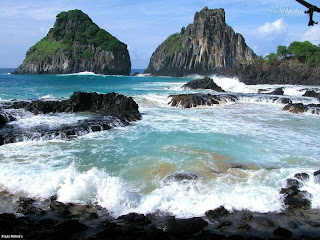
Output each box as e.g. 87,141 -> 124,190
14,7 -> 255,76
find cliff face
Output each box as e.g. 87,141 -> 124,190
144,7 -> 255,77
220,58 -> 320,85
13,10 -> 131,75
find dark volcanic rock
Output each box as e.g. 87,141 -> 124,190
9,92 -> 141,121
169,93 -> 238,108
269,88 -> 284,95
13,9 -> 130,75
303,90 -> 320,98
169,92 -> 293,108
183,76 -> 225,92
283,103 -> 320,114
294,173 -> 310,181
205,206 -> 229,220
0,92 -> 140,145
280,175 -> 312,210
273,226 -> 292,238
220,58 -> 320,85
286,178 -> 303,188
145,7 -> 255,77
0,113 -> 6,126
154,216 -> 207,236
163,172 -> 198,182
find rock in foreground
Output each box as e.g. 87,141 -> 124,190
0,92 -> 140,145
13,9 -> 131,75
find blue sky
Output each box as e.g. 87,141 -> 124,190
1,0 -> 320,68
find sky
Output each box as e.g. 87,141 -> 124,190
0,0 -> 320,69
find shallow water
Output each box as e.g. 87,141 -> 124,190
0,69 -> 319,218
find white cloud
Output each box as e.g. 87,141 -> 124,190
301,25 -> 320,45
258,18 -> 288,41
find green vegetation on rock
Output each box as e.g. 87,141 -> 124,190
24,9 -> 126,64
24,37 -> 64,63
264,41 -> 320,65
163,33 -> 185,55
51,9 -> 125,51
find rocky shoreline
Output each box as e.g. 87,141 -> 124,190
0,92 -> 140,145
1,170 -> 320,239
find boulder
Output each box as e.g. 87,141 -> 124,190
303,90 -> 320,98
163,173 -> 198,183
0,113 -> 6,126
154,216 -> 207,236
283,103 -> 320,114
294,173 -> 310,181
269,88 -> 284,95
183,76 -> 225,92
280,182 -> 312,210
205,206 -> 229,220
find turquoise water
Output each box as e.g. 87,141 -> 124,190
0,69 -> 320,217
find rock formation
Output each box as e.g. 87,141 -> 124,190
183,76 -> 225,92
0,92 -> 140,145
144,7 -> 255,77
13,9 -> 131,75
169,93 -> 292,108
220,58 -> 320,85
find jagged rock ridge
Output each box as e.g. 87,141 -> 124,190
145,7 -> 255,77
13,9 -> 131,75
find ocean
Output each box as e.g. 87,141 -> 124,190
0,68 -> 319,218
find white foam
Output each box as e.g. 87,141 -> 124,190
9,113 -> 88,129
59,71 -> 103,76
210,75 -> 253,93
41,94 -> 55,99
133,73 -> 150,77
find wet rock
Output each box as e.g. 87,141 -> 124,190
183,76 -> 225,92
294,173 -> 310,181
0,92 -> 141,146
17,197 -> 35,208
54,219 -> 87,235
205,206 -> 229,220
117,212 -> 149,225
0,113 -> 7,126
283,103 -> 320,114
279,98 -> 292,104
254,217 -> 274,227
242,212 -> 253,221
273,226 -> 292,238
303,90 -> 320,98
283,103 -> 308,113
49,200 -> 72,216
163,172 -> 198,182
314,170 -> 320,183
286,178 -> 303,188
154,216 -> 208,236
236,220 -> 251,230
283,191 -> 312,209
216,220 -> 232,229
270,88 -> 284,95
169,93 -> 239,108
280,185 -> 299,196
169,94 -> 220,108
307,221 -> 320,227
